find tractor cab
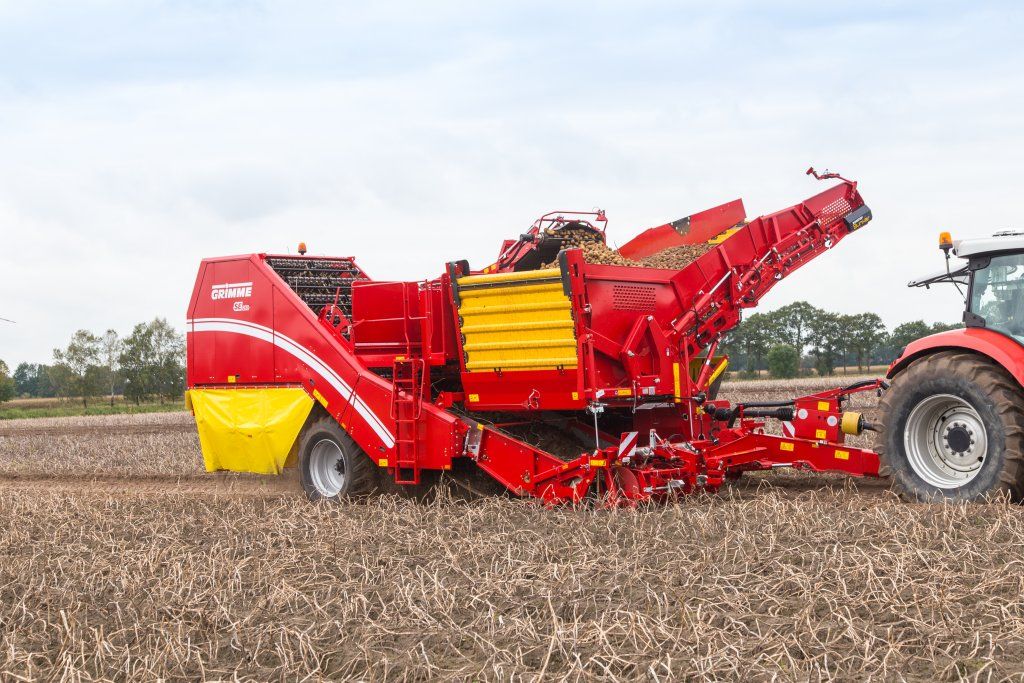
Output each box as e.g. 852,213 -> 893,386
910,231 -> 1024,343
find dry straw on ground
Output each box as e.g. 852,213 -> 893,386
1,378 -> 1022,681
4,483 -> 1024,681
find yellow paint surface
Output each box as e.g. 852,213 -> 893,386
457,269 -> 577,372
189,387 -> 314,475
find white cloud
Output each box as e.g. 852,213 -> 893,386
0,1 -> 1022,363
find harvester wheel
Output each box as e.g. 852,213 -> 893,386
298,417 -> 379,502
878,351 -> 1024,502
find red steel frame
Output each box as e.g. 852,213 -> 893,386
186,171 -> 880,504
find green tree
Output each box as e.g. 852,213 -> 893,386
836,314 -> 857,372
771,301 -> 820,359
46,364 -> 74,400
888,321 -> 932,358
52,330 -> 102,407
120,318 -> 186,404
120,322 -> 154,404
13,363 -> 37,396
719,326 -> 745,370
930,321 -> 962,334
808,311 -> 844,376
0,361 -> 15,404
741,313 -> 773,374
149,318 -> 185,402
15,363 -> 58,398
848,312 -> 887,371
767,344 -> 800,379
100,329 -> 123,406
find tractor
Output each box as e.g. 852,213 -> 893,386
882,232 -> 1024,501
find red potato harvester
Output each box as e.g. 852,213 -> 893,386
185,168 -> 885,504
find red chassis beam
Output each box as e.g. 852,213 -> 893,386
466,380 -> 885,505
596,431 -> 879,505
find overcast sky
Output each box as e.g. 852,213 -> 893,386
1,1 -> 1022,365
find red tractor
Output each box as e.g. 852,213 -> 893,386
881,232 -> 1024,501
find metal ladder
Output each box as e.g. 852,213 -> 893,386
390,357 -> 425,484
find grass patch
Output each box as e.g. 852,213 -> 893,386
0,400 -> 186,420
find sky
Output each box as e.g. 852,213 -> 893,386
1,0 -> 1022,365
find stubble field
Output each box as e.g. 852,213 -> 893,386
2,378 -> 1024,681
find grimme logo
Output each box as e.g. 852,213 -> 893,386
211,281 -> 253,300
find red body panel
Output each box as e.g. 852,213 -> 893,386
888,327 -> 1024,386
618,198 -> 746,260
187,254 -> 466,474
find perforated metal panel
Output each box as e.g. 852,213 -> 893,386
612,284 -> 657,312
817,197 -> 853,229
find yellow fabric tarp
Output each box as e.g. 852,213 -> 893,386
189,387 -> 314,475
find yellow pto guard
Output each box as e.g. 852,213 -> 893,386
188,387 -> 314,474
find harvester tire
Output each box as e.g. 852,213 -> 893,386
298,417 -> 379,502
878,351 -> 1024,502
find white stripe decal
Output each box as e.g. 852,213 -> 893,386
188,317 -> 395,448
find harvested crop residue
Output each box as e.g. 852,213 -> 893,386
4,478 -> 1024,681
3,381 -> 1023,680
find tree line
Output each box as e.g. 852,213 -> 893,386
0,305 -> 960,402
2,318 -> 185,406
721,301 -> 960,378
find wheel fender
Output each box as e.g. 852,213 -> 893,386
888,328 -> 1024,388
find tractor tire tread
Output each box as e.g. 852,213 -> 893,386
878,351 -> 1024,501
299,416 -> 380,501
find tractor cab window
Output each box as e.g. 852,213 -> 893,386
970,253 -> 1024,341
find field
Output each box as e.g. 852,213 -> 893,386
2,378 -> 1023,680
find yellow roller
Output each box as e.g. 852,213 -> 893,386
457,268 -> 561,285
457,269 -> 578,372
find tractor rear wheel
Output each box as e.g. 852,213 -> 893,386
878,351 -> 1024,502
298,417 -> 379,502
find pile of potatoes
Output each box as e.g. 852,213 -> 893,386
539,226 -> 713,270
639,243 -> 713,269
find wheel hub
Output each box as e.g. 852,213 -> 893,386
309,438 -> 346,497
904,394 -> 988,489
943,423 -> 973,454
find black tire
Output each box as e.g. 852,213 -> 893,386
878,351 -> 1024,502
298,417 -> 379,502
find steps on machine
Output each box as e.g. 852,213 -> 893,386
390,358 -> 425,485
